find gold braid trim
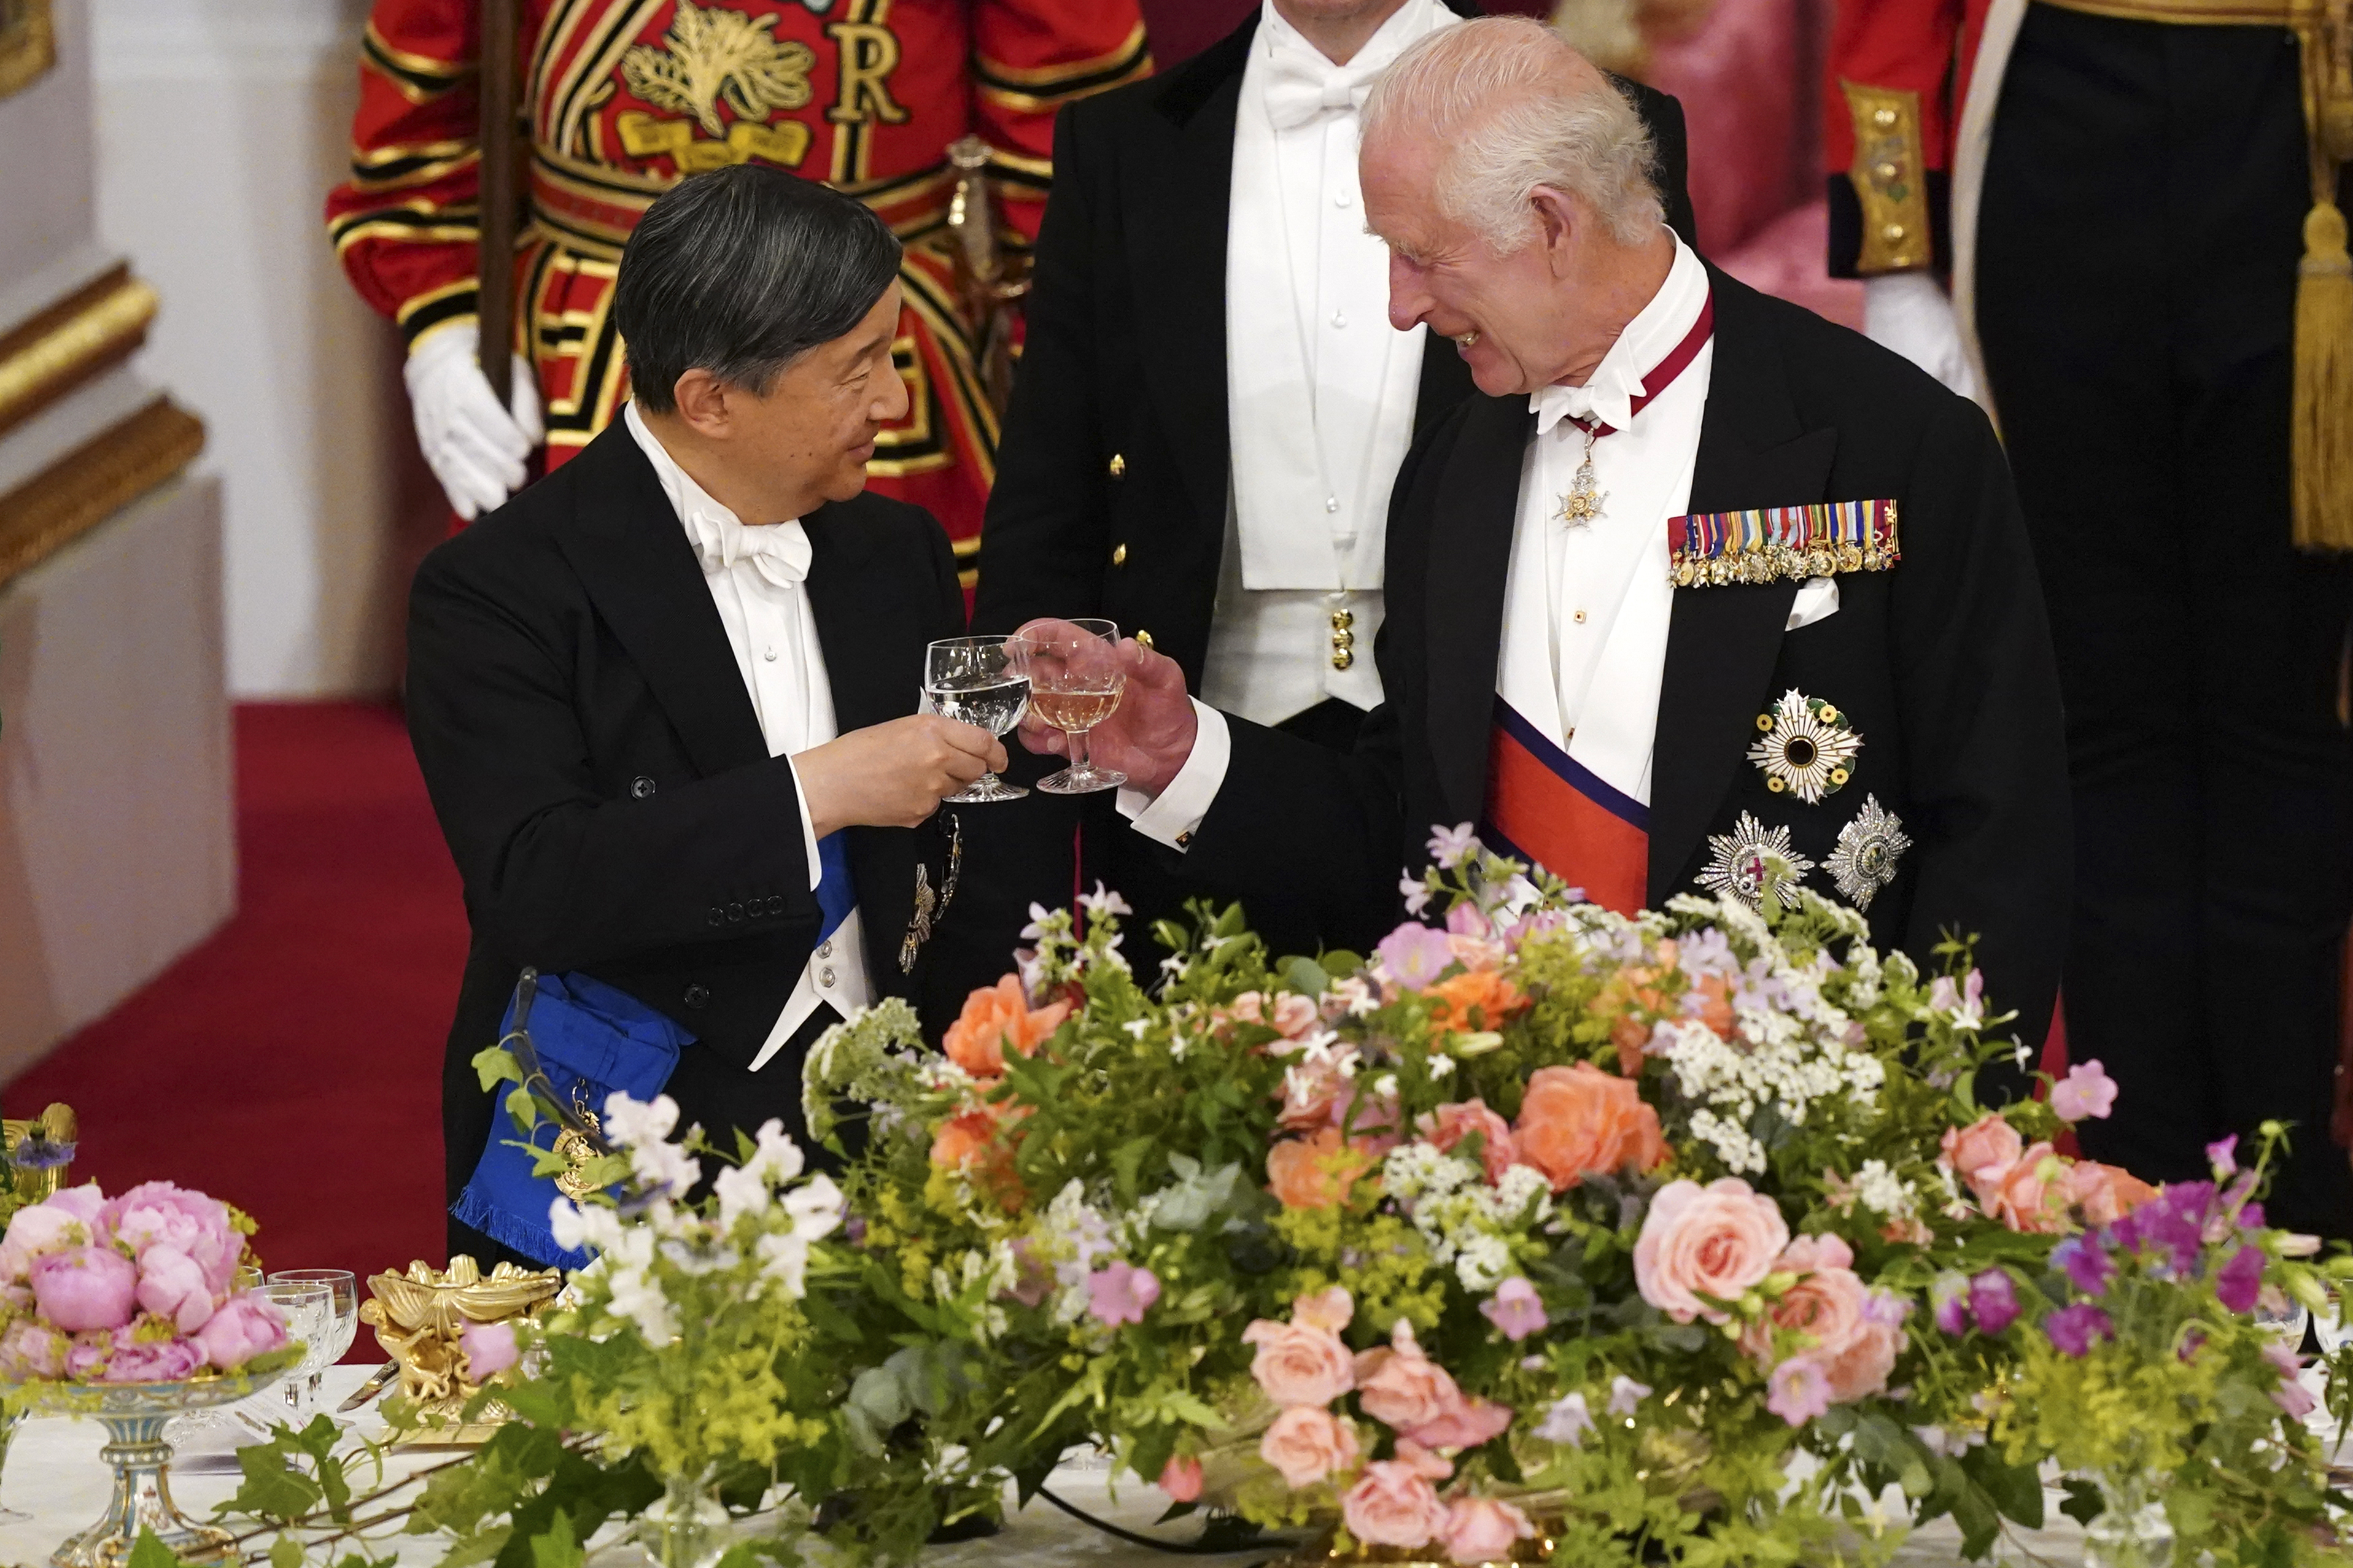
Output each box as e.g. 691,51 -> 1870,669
2291,0 -> 2353,549
1840,82 -> 1932,274
0,398 -> 206,591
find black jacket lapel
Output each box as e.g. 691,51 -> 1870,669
554,423 -> 770,779
1129,23 -> 1250,531
1646,271 -> 1838,902
1425,394 -> 1535,822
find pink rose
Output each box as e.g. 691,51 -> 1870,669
1740,1234 -> 1867,1370
32,1245 -> 139,1332
1438,1498 -> 1537,1566
1633,1178 -> 1791,1324
0,1319 -> 67,1379
1421,1100 -> 1521,1186
1276,1060 -> 1350,1132
1158,1455 -> 1204,1502
1939,1115 -> 2025,1211
1292,1286 -> 1354,1335
459,1319 -> 518,1380
193,1292 -> 289,1371
103,1337 -> 205,1384
135,1244 -> 217,1334
1341,1461 -> 1450,1548
1820,1315 -> 1903,1404
1406,1395 -> 1513,1452
1990,1144 -> 2069,1234
103,1183 -> 239,1295
1260,1405 -> 1361,1487
1271,994 -> 1321,1039
1353,1320 -> 1461,1432
1241,1319 -> 1355,1407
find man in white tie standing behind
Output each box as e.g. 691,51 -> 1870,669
975,0 -> 1696,952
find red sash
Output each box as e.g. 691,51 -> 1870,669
1481,698 -> 1649,916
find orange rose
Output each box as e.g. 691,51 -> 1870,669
1513,1063 -> 1670,1192
1267,1126 -> 1374,1210
1592,966 -> 1672,1075
2066,1161 -> 2158,1226
929,1103 -> 1025,1210
944,976 -> 1071,1078
1989,1142 -> 2069,1234
1426,970 -> 1528,1036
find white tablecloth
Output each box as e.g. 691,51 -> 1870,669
0,1364 -> 2114,1567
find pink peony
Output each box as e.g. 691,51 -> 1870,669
1341,1460 -> 1450,1548
1242,1319 -> 1355,1407
1354,1320 -> 1462,1432
1741,1234 -> 1867,1370
193,1291 -> 289,1371
1633,1178 -> 1790,1324
1421,1100 -> 1521,1185
1438,1497 -> 1537,1566
459,1319 -> 518,1380
32,1245 -> 139,1332
2050,1060 -> 2118,1124
103,1336 -> 205,1384
45,1183 -> 105,1227
1086,1261 -> 1160,1327
134,1244 -> 217,1334
1766,1354 -> 1834,1426
1939,1115 -> 2025,1211
1260,1405 -> 1361,1487
1479,1276 -> 1548,1342
103,1183 -> 239,1295
1292,1285 -> 1353,1334
63,1330 -> 114,1380
0,1318 -> 67,1379
0,1191 -> 103,1283
1158,1454 -> 1204,1502
1406,1396 -> 1513,1452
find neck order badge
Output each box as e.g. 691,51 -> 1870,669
1554,293 -> 1716,531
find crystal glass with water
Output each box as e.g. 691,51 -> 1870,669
924,636 -> 1029,803
260,1280 -> 338,1426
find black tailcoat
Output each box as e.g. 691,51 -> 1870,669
1177,267 -> 2074,1060
405,422 -> 1009,1251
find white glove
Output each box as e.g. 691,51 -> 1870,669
1862,272 -> 1982,404
403,320 -> 545,519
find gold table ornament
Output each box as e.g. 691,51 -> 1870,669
359,1255 -> 563,1439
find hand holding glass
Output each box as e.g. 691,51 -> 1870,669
924,637 -> 1029,802
1012,619 -> 1127,795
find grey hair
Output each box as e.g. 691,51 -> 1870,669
1360,16 -> 1663,252
615,163 -> 902,412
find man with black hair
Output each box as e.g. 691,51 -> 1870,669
406,164 -> 1012,1264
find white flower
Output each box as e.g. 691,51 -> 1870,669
1851,1159 -> 1914,1219
607,1265 -> 677,1343
1427,822 -> 1478,869
1400,873 -> 1433,916
1122,1018 -> 1150,1039
1428,1053 -> 1457,1079
1373,1073 -> 1400,1100
713,1163 -> 772,1230
630,1138 -> 702,1199
1077,882 -> 1133,919
600,1091 -> 679,1150
1535,1392 -> 1595,1446
1453,1234 -> 1510,1291
745,1119 -> 806,1185
785,1174 -> 846,1241
1020,903 -> 1055,942
1607,1375 -> 1652,1416
754,1232 -> 812,1298
548,1197 -> 621,1256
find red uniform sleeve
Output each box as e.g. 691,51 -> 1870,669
324,0 -> 485,352
969,0 -> 1150,243
1823,0 -> 1961,278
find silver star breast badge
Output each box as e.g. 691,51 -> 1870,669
1697,811 -> 1815,911
1825,795 -> 1910,910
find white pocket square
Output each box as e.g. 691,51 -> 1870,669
1786,576 -> 1840,631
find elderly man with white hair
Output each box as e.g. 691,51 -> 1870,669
1021,16 -> 2071,1067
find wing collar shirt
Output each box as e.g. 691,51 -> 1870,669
1126,233 -> 1718,848
624,401 -> 874,1070
1207,0 -> 1459,728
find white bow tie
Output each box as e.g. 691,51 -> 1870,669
1530,361 -> 1645,439
1262,42 -> 1386,131
684,507 -> 810,592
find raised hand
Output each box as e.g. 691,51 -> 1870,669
794,714 -> 1007,835
1013,619 -> 1197,798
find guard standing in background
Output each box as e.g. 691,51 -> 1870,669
1824,0 -> 2353,1235
325,0 -> 1150,567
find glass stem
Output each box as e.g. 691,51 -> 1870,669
1067,726 -> 1092,777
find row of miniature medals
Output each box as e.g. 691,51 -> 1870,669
1702,690 -> 1909,913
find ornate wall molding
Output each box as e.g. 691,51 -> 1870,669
0,0 -> 55,99
0,265 -> 160,442
0,395 -> 206,589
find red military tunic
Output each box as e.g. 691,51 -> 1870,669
327,0 -> 1151,566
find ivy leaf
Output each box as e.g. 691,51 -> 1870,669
269,1537 -> 305,1568
228,1442 -> 321,1521
472,1046 -> 523,1091
129,1531 -> 185,1568
527,1512 -> 582,1568
2058,1477 -> 2106,1528
1962,1445 -> 2043,1529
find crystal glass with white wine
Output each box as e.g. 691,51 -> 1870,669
924,636 -> 1029,802
1011,618 -> 1128,795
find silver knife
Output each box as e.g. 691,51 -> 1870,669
336,1359 -> 400,1413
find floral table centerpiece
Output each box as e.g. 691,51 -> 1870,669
0,1180 -> 300,1567
805,834 -> 2353,1566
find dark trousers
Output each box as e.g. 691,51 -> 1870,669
1977,7 -> 2353,1235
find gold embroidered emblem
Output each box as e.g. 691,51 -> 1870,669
622,0 -> 816,139
1555,428 -> 1608,530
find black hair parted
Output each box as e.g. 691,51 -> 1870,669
614,163 -> 904,413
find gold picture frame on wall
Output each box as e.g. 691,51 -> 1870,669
0,0 -> 56,101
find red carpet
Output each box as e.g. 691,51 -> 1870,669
4,704 -> 463,1332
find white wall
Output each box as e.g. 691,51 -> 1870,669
91,0 -> 422,697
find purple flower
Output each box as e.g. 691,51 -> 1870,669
1931,1272 -> 1972,1336
1444,901 -> 1490,937
2126,1183 -> 2213,1275
2050,1060 -> 2118,1123
1863,1288 -> 1914,1327
1086,1261 -> 1161,1327
1374,922 -> 1456,992
2265,1341 -> 2317,1419
1534,1392 -> 1595,1446
2215,1243 -> 2265,1314
2206,1135 -> 2239,1177
1606,1374 -> 1652,1416
2051,1235 -> 2114,1297
2044,1303 -> 2114,1358
1480,1277 -> 1548,1342
1969,1269 -> 2020,1335
1766,1355 -> 1833,1426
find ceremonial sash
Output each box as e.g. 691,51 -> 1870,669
1481,697 -> 1649,916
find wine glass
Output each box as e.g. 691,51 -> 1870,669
260,1280 -> 335,1427
269,1269 -> 359,1421
924,636 -> 1029,802
1011,619 -> 1128,795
